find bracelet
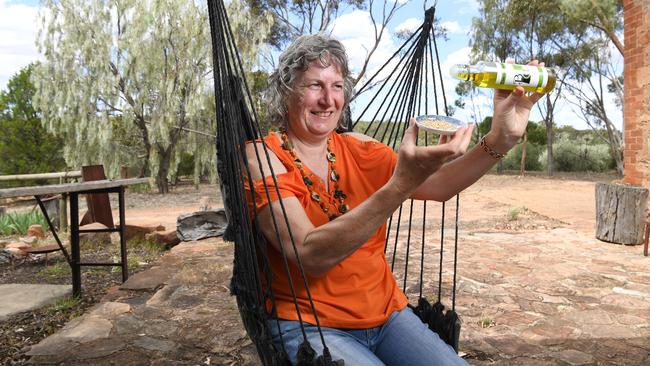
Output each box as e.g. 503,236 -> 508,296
479,136 -> 505,159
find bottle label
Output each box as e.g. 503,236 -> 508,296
495,63 -> 548,89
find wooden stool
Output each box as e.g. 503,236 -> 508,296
23,244 -> 67,265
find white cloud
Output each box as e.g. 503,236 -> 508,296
440,21 -> 461,34
454,0 -> 480,15
395,17 -> 421,34
0,1 -> 41,90
328,10 -> 399,79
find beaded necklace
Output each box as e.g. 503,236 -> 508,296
280,131 -> 349,221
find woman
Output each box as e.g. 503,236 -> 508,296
245,34 -> 543,365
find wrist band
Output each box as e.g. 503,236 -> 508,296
479,136 -> 505,159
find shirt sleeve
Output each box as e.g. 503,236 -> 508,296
244,170 -> 303,215
341,135 -> 398,191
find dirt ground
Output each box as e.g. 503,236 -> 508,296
118,171 -> 617,233
459,171 -> 618,235
0,171 -> 623,365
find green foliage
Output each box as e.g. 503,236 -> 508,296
353,120 -> 403,146
0,210 -> 48,236
539,135 -> 614,172
247,70 -> 271,132
560,0 -> 623,52
109,115 -> 148,177
477,117 -> 492,139
507,207 -> 521,221
127,237 -> 166,254
46,296 -> 80,315
246,0 -> 363,49
0,64 -> 66,177
176,152 -> 195,178
502,142 -> 544,171
0,65 -> 36,121
33,0 -> 236,193
479,318 -> 496,328
39,262 -> 72,279
467,0 -> 626,176
526,122 -> 547,145
228,0 -> 274,64
127,183 -> 152,194
28,0 -> 271,193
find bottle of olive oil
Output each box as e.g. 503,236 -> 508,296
451,62 -> 557,94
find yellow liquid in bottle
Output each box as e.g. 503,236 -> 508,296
453,63 -> 557,94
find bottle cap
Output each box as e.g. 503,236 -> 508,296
450,64 -> 470,81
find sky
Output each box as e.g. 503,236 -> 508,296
0,0 -> 623,130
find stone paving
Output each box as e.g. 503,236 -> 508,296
23,228 -> 650,365
0,284 -> 71,320
456,228 -> 650,365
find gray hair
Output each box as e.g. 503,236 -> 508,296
266,34 -> 353,129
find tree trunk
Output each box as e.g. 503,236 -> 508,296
545,121 -> 553,176
139,153 -> 150,178
194,153 -> 200,191
138,120 -> 152,178
613,148 -> 624,176
156,148 -> 172,194
595,182 -> 648,245
609,135 -> 624,176
519,131 -> 527,177
543,94 -> 555,177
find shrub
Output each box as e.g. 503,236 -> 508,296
0,210 -> 48,236
502,143 -> 544,171
128,182 -> 152,194
539,137 -> 614,172
176,152 -> 195,177
507,207 -> 522,221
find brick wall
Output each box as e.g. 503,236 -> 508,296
623,0 -> 650,187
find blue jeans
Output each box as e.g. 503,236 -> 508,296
268,307 -> 469,365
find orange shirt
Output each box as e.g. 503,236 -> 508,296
246,132 -> 408,329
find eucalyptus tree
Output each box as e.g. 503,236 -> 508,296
557,0 -> 624,174
553,28 -> 624,174
0,64 -> 65,177
561,0 -> 623,56
246,0 -> 407,88
249,0 -> 364,49
34,0 -> 272,194
469,0 -> 567,176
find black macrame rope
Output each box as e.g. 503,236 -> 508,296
214,5 -> 340,366
208,0 -> 338,364
349,6 -> 461,351
208,0 -> 462,362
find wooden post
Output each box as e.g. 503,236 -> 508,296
595,182 -> 648,245
59,177 -> 68,231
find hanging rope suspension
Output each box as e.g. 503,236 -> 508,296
207,1 -> 461,363
351,6 -> 461,351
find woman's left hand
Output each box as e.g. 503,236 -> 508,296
488,60 -> 545,152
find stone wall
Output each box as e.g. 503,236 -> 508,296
623,0 -> 650,187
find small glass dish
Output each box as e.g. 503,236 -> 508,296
415,115 -> 466,135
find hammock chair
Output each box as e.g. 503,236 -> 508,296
207,1 -> 461,364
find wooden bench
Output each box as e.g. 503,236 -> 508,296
0,176 -> 149,296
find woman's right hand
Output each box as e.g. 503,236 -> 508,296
390,118 -> 474,198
